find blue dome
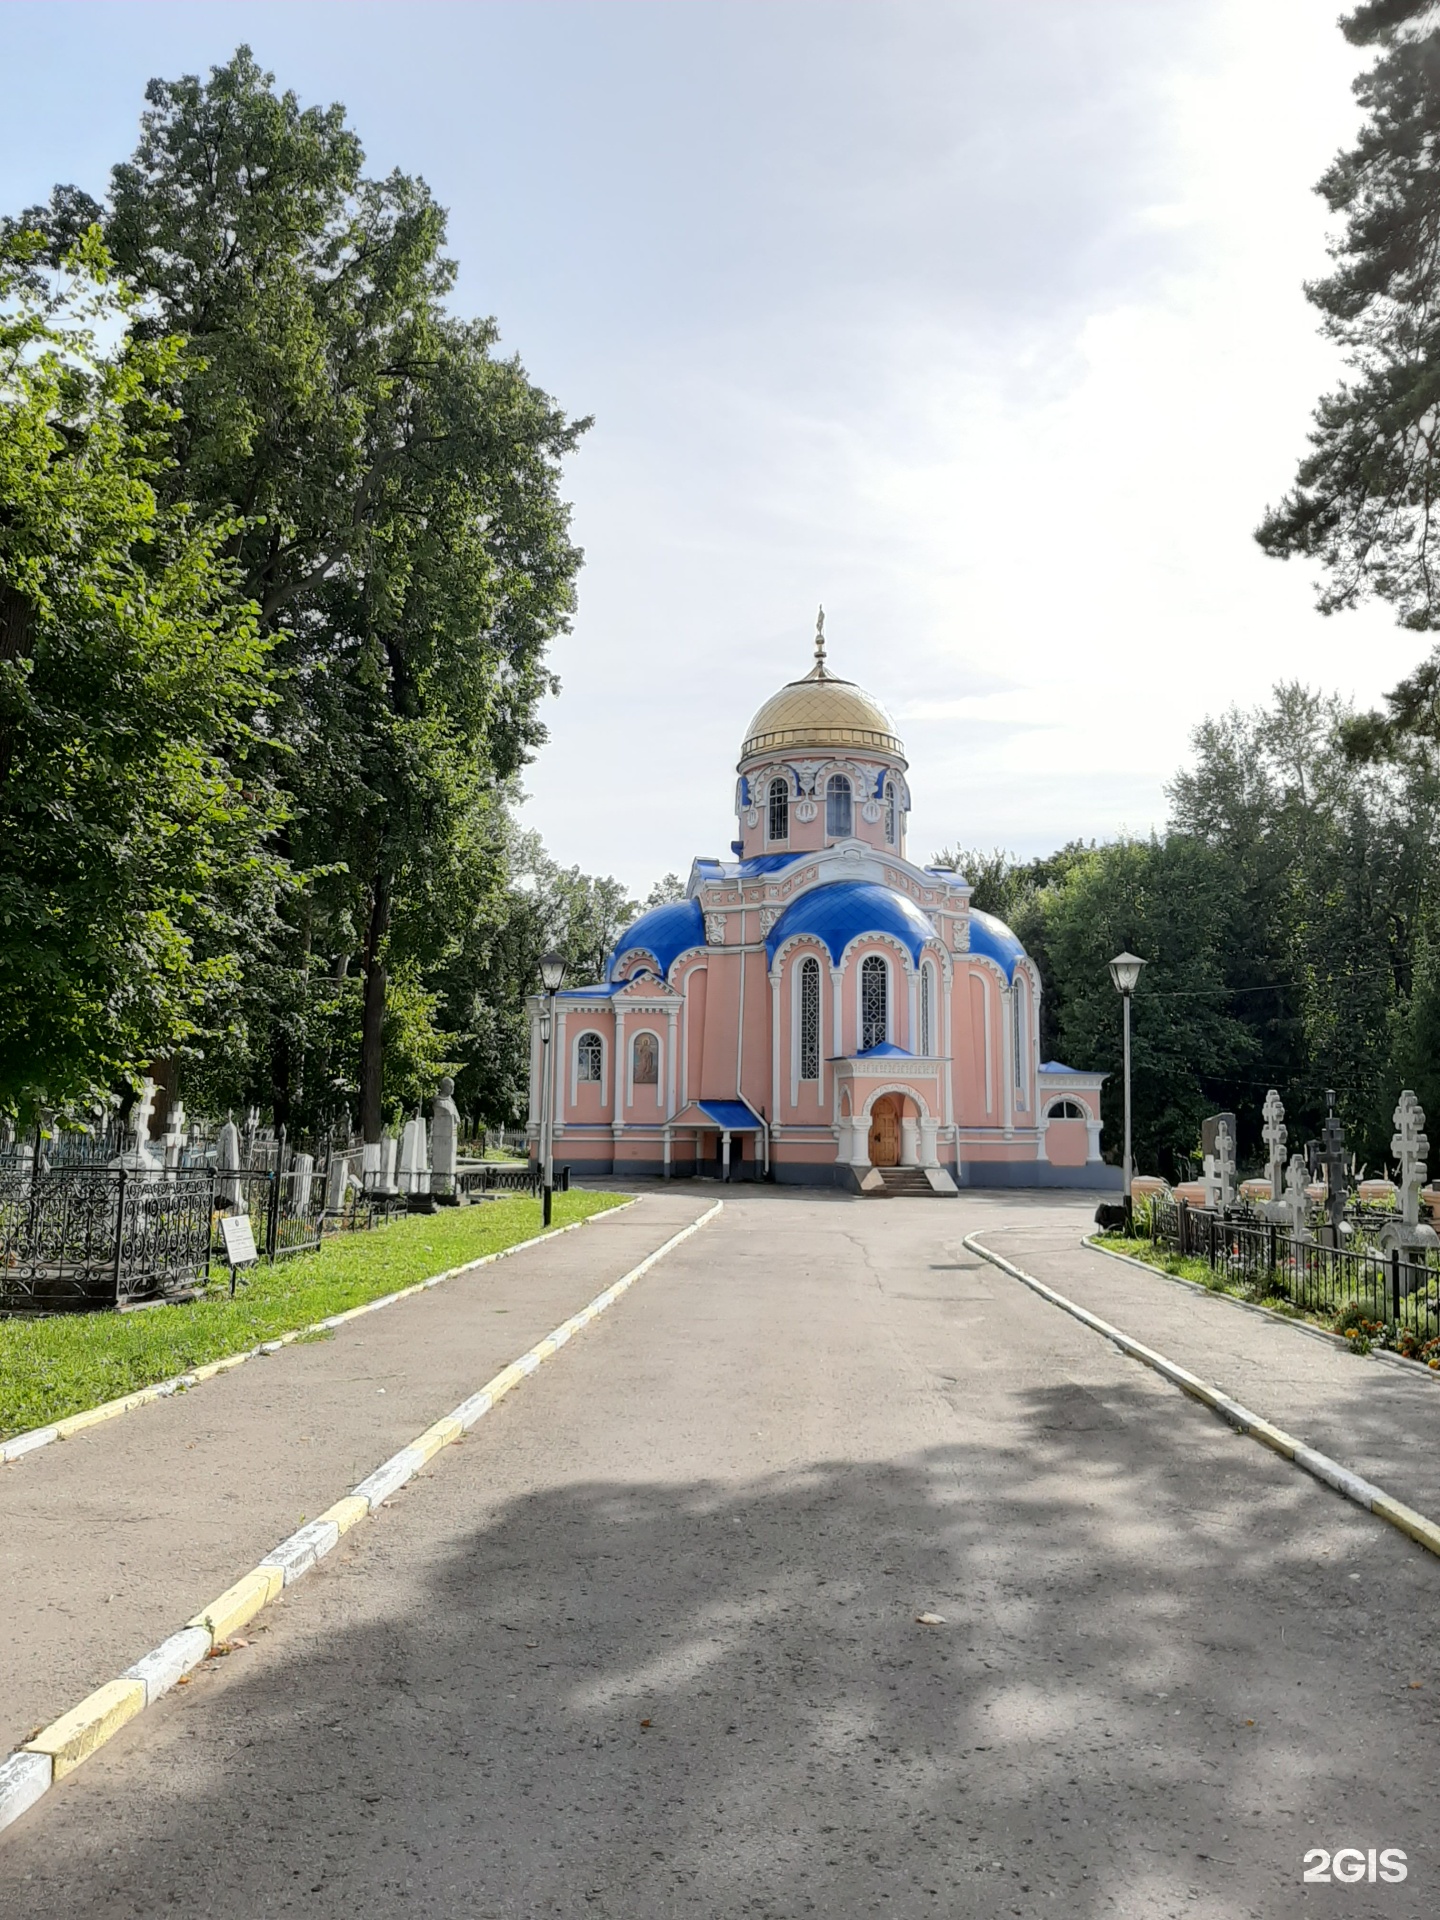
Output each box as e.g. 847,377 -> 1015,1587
608,897 -> 705,981
969,906 -> 1026,981
765,881 -> 936,966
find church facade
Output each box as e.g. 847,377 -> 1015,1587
527,630 -> 1115,1191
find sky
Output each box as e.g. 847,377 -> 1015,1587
0,1 -> 1419,894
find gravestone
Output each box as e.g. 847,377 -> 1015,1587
1282,1153 -> 1313,1244
1379,1088 -> 1439,1263
398,1116 -> 430,1196
380,1133 -> 399,1192
432,1076 -> 460,1203
326,1155 -> 351,1214
215,1118 -> 244,1207
292,1150 -> 315,1215
1201,1113 -> 1237,1210
1321,1090 -> 1347,1238
162,1098 -> 188,1171
1262,1089 -> 1287,1202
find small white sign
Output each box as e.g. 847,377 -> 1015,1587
220,1214 -> 259,1267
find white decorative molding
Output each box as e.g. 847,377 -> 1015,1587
759,906 -> 779,933
861,799 -> 882,824
794,798 -> 817,824
746,807 -> 759,828
952,919 -> 971,953
704,913 -> 727,946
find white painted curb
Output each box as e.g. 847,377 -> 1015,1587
0,1197 -> 641,1467
964,1230 -> 1440,1561
0,1198 -> 721,1841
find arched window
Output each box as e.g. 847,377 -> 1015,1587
1050,1098 -> 1085,1120
768,776 -> 789,843
920,960 -> 933,1057
798,957 -> 820,1081
826,773 -> 852,838
860,954 -> 888,1051
632,1032 -> 658,1086
885,779 -> 898,846
576,1032 -> 603,1083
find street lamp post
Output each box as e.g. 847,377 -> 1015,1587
538,951 -> 566,1226
1108,951 -> 1146,1225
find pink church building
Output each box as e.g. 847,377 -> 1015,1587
528,631 -> 1115,1192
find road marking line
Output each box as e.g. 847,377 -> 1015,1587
964,1230 -> 1440,1562
0,1198 -> 722,1841
0,1198 -> 640,1467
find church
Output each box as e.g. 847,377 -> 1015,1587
527,621 -> 1114,1191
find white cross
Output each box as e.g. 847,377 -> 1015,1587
1391,1089 -> 1429,1230
1262,1089 -> 1287,1195
1283,1153 -> 1312,1242
1214,1119 -> 1236,1211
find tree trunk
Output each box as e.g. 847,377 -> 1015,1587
360,871 -> 391,1144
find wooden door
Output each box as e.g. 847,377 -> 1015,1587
868,1096 -> 901,1167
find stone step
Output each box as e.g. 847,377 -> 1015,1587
867,1168 -> 941,1197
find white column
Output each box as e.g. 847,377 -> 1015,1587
942,971 -> 954,1127
907,966 -> 919,1053
1001,985 -> 1014,1139
900,1115 -> 919,1166
612,1010 -> 626,1143
553,1008 -> 567,1140
665,1005 -> 678,1120
919,1119 -> 939,1167
1086,1117 -> 1103,1163
771,969 -> 782,1133
831,966 -> 844,1063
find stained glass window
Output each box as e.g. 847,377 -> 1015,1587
826,774 -> 852,837
768,776 -> 789,842
577,1032 -> 602,1083
632,1031 -> 659,1085
885,780 -> 898,845
799,957 -> 820,1080
920,961 -> 933,1056
861,954 -> 887,1051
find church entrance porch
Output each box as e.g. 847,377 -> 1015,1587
867,1095 -> 902,1167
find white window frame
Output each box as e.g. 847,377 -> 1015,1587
793,953 -> 822,1088
767,775 -> 790,845
1012,976 -> 1028,1106
858,952 -> 890,1052
920,958 -> 934,1057
572,1029 -> 607,1103
826,773 -> 853,838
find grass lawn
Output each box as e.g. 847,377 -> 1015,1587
1095,1234 -> 1326,1322
0,1188 -> 629,1440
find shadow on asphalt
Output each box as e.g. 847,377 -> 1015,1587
9,1380 -> 1438,1920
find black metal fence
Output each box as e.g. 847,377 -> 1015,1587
0,1167 -> 215,1313
1150,1194 -> 1440,1344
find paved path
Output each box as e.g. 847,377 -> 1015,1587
0,1193 -> 712,1749
4,1187 -> 1439,1919
974,1210 -> 1440,1519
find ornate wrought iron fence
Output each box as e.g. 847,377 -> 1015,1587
0,1167 -> 215,1314
1150,1195 -> 1440,1339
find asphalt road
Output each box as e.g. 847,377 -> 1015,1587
4,1186 -> 1438,1920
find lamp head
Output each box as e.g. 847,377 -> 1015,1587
1108,951 -> 1146,995
539,951 -> 566,993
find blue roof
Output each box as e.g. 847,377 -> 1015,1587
968,907 -> 1027,982
693,852 -> 808,882
765,881 -> 936,966
697,1100 -> 764,1131
853,1041 -> 912,1058
561,982 -> 621,999
1039,1060 -> 1081,1074
608,897 -> 705,981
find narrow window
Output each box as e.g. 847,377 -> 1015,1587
885,779 -> 898,846
861,954 -> 888,1051
633,1032 -> 658,1085
920,962 -> 933,1056
768,776 -> 789,842
826,773 -> 852,837
799,957 -> 820,1081
577,1032 -> 602,1083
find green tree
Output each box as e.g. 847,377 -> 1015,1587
1257,2 -> 1440,627
20,48 -> 586,1139
0,231 -> 280,1116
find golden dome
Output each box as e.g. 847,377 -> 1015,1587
740,662 -> 906,764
